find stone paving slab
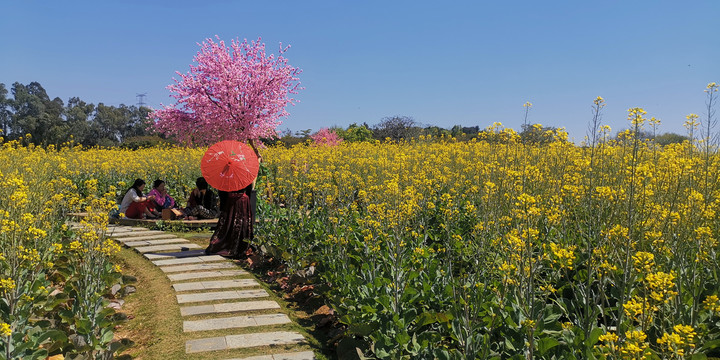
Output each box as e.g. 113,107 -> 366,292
173,279 -> 258,292
107,228 -> 135,234
107,227 -> 151,234
107,231 -> 135,236
110,230 -> 165,238
180,300 -> 280,316
114,234 -> 179,242
124,238 -> 190,247
144,249 -> 207,260
133,243 -> 202,253
225,351 -> 316,360
176,289 -> 269,304
151,256 -> 206,266
167,270 -> 248,282
186,336 -> 227,353
161,262 -> 237,273
225,331 -> 306,350
197,255 -> 229,262
254,313 -> 293,326
152,255 -> 227,267
105,228 -> 135,236
185,331 -> 306,353
107,224 -> 134,229
107,226 -> 152,232
183,313 -> 290,332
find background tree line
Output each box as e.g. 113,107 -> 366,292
0,82 -> 689,147
0,82 -> 156,147
276,115 -> 690,146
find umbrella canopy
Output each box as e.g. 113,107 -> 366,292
201,140 -> 259,192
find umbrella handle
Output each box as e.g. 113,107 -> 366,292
220,163 -> 231,177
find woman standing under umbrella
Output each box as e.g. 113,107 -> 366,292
203,140 -> 261,259
206,184 -> 255,258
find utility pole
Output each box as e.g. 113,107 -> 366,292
136,93 -> 147,108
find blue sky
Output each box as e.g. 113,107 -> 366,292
1,1 -> 718,141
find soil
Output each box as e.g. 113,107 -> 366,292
240,253 -> 346,359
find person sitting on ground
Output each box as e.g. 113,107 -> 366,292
119,179 -> 160,219
185,177 -> 218,220
148,179 -> 178,211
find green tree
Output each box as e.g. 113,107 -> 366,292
653,132 -> 689,146
423,125 -> 451,138
450,125 -> 463,138
520,123 -> 559,144
92,103 -> 127,145
612,129 -> 688,146
1,81 -> 156,146
10,82 -> 66,144
65,97 -> 96,145
342,123 -> 373,142
373,116 -> 421,141
267,128 -> 310,147
296,129 -> 312,138
123,105 -> 153,139
92,104 -> 154,146
0,83 -> 10,137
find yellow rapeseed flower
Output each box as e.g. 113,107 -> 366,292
69,240 -> 83,252
645,271 -> 678,304
703,295 -> 720,312
598,332 -> 619,343
632,252 -> 655,273
657,324 -> 696,356
620,330 -> 649,358
0,322 -> 11,337
0,278 -> 16,293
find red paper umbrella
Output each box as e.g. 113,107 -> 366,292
201,140 -> 259,191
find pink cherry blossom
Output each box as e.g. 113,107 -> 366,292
151,36 -> 302,146
310,128 -> 343,146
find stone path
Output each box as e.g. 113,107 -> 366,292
101,224 -> 315,359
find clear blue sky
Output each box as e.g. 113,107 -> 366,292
1,0 -> 718,141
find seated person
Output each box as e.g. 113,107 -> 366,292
119,179 -> 159,219
148,179 -> 178,211
185,177 -> 218,220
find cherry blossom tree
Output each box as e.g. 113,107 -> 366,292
151,36 -> 302,146
310,127 -> 343,146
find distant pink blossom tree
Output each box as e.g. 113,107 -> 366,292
151,36 -> 302,146
310,127 -> 343,146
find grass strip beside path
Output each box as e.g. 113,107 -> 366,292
113,247 -> 185,359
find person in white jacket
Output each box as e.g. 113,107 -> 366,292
119,179 -> 159,219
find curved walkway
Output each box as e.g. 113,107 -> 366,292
105,224 -> 316,359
